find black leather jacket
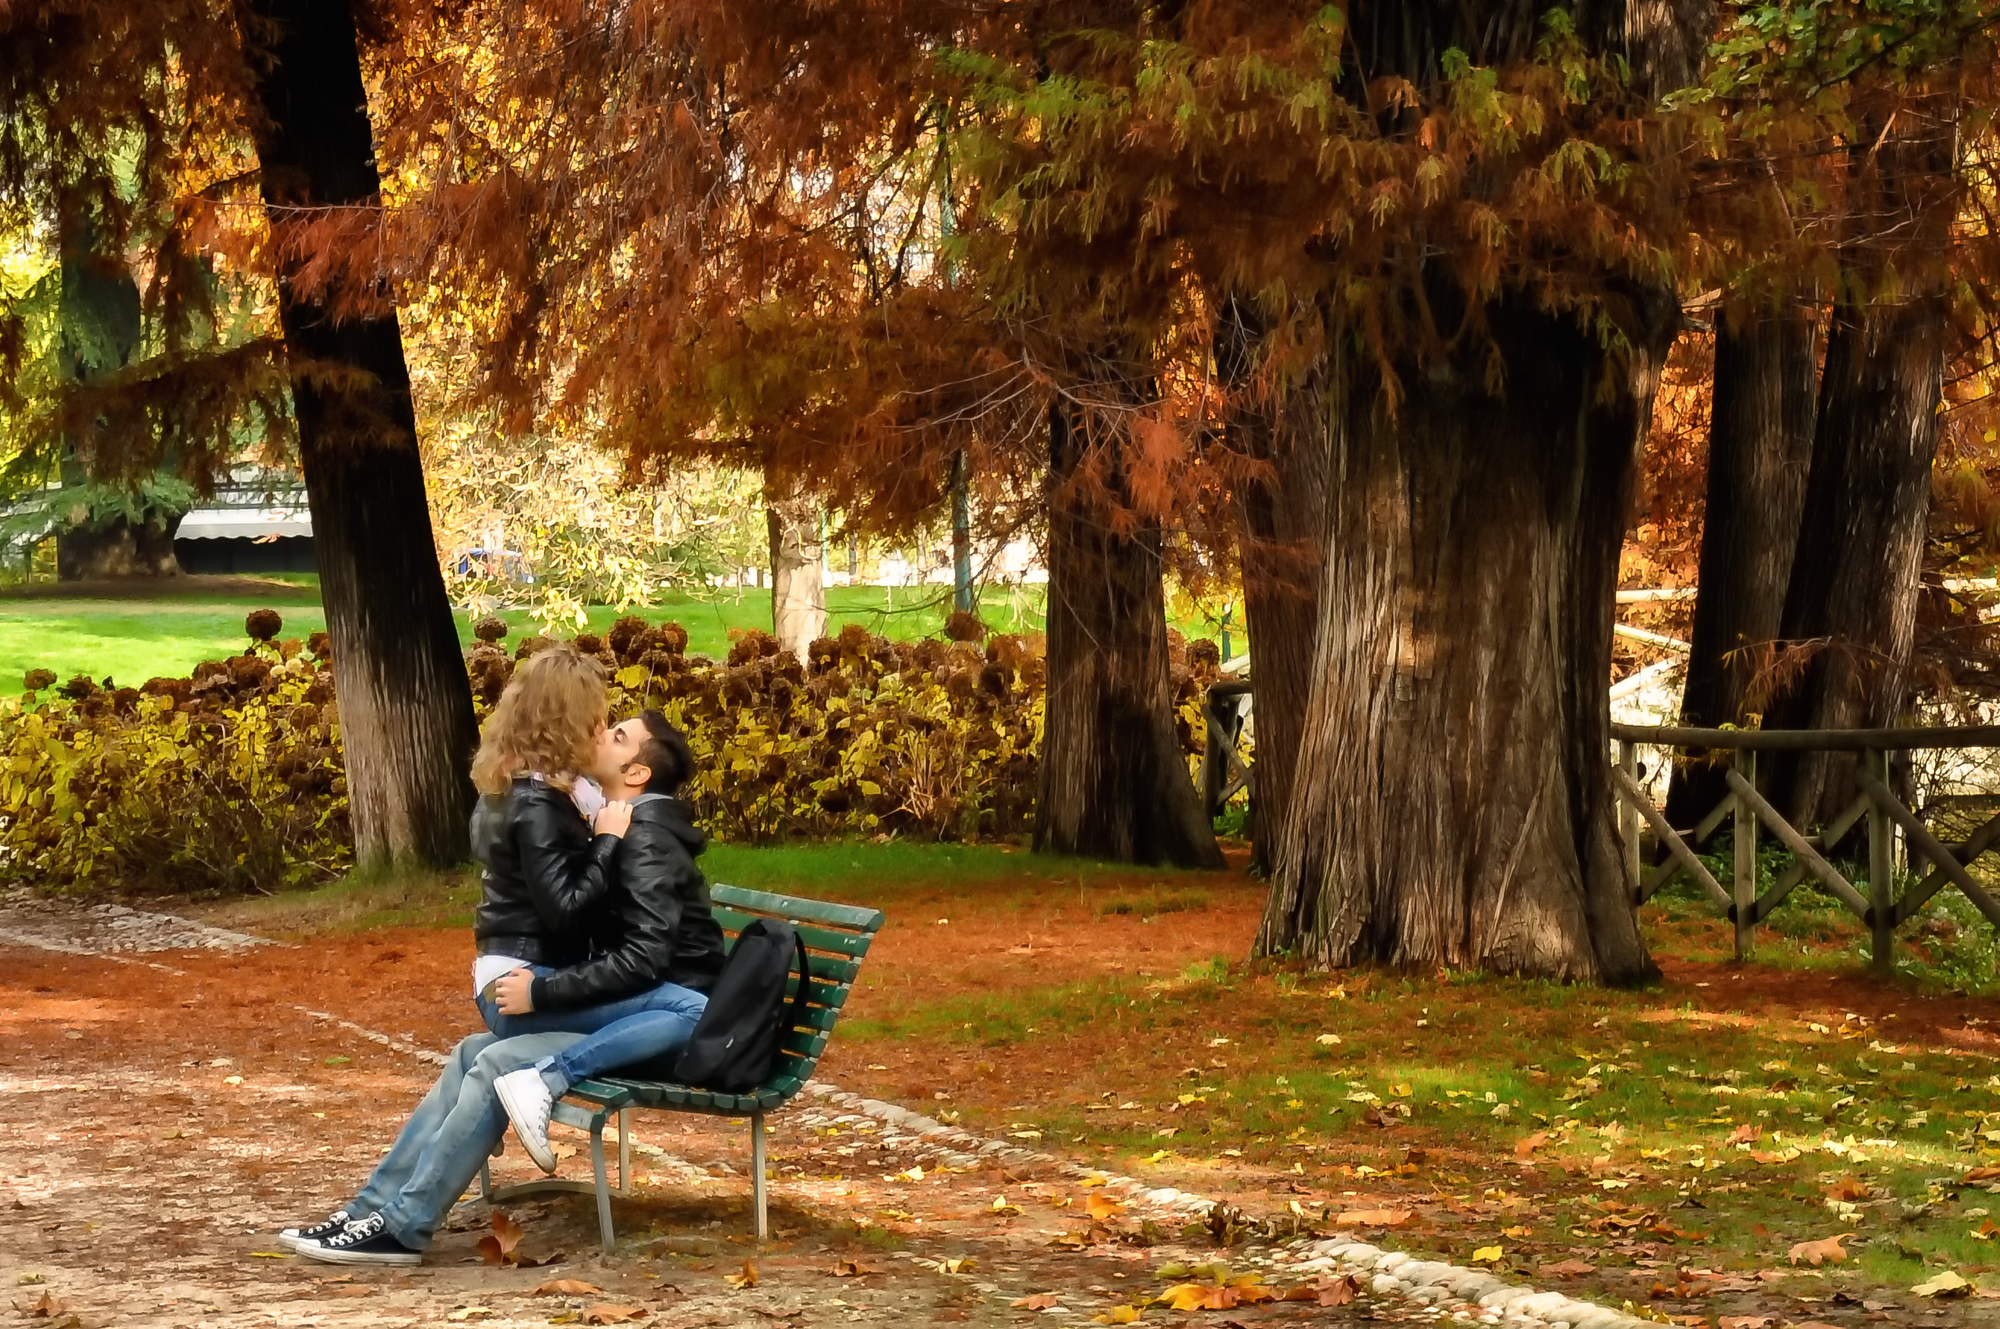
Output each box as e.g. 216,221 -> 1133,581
530,795 -> 727,1009
471,777 -> 621,965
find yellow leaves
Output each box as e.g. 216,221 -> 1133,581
1471,1245 -> 1504,1264
1315,1033 -> 1343,1046
1912,1270 -> 1971,1298
1788,1234 -> 1848,1267
990,1196 -> 1022,1216
894,1166 -> 925,1182
1012,1292 -> 1060,1309
532,1280 -> 604,1297
723,1261 -> 758,1289
1091,1306 -> 1141,1324
1085,1193 -> 1126,1221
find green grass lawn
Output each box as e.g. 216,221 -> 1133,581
0,577 -> 1062,691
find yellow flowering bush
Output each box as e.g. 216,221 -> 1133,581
1,608 -> 1228,894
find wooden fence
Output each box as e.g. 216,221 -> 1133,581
1612,723 -> 2000,971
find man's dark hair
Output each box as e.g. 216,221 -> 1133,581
631,709 -> 694,795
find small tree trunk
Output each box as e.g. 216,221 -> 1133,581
1036,403 -> 1224,868
1256,297 -> 1671,983
1663,305 -> 1818,828
1766,290 -> 1945,825
56,516 -> 183,579
767,489 -> 826,660
233,0 -> 478,868
1222,298 -> 1327,876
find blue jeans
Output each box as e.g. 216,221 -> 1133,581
477,967 -> 707,1099
350,1031 -> 582,1250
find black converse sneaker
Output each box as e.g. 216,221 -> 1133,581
277,1208 -> 353,1253
296,1213 -> 422,1266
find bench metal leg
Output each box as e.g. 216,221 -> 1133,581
590,1117 -> 615,1254
479,1160 -> 492,1201
751,1112 -> 768,1241
618,1107 -> 631,1191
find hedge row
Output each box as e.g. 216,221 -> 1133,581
0,608 -> 1228,894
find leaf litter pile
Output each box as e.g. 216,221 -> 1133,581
9,855 -> 2000,1325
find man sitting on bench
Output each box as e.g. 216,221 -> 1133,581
277,712 -> 725,1266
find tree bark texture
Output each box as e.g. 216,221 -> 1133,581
234,0 -> 478,867
56,517 -> 182,579
1256,298 -> 1671,983
1222,298 -> 1328,876
767,489 -> 826,661
1766,289 -> 1946,825
1036,404 -> 1225,868
1663,305 -> 1818,827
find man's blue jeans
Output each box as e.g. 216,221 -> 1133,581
350,1030 -> 582,1250
477,968 -> 707,1099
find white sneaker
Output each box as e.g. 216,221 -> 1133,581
494,1068 -> 557,1173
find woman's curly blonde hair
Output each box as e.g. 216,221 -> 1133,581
471,645 -> 608,796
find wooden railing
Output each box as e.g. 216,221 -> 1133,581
1200,679 -> 1254,820
1611,724 -> 2000,971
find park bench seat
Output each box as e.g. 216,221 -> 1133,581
479,884 -> 884,1251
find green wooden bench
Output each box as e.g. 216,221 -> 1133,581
479,884 -> 885,1251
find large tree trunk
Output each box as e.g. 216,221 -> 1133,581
1036,403 -> 1224,868
768,488 -> 826,660
1663,304 -> 1818,827
1222,298 -> 1328,876
1763,105 -> 1953,828
56,516 -> 182,579
1256,297 -> 1671,982
1765,290 -> 1945,825
233,0 -> 478,867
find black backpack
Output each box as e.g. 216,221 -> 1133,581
672,918 -> 810,1093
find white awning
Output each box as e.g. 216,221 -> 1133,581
174,507 -> 313,540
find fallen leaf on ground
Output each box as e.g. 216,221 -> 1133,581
580,1306 -> 649,1324
446,1309 -> 495,1322
1913,1270 -> 1970,1298
1716,1317 -> 1774,1329
938,1257 -> 976,1274
829,1261 -> 882,1278
1087,1194 -> 1126,1221
1824,1174 -> 1868,1202
1331,1208 -> 1413,1228
532,1280 -> 603,1297
1091,1308 -> 1140,1325
991,1197 -> 1022,1216
1725,1124 -> 1762,1145
1011,1293 -> 1060,1310
1310,1274 -> 1361,1307
1542,1260 -> 1596,1278
1471,1246 -> 1504,1263
1514,1132 -> 1550,1158
17,1291 -> 67,1317
1966,1166 -> 2000,1183
475,1210 -> 524,1267
724,1261 -> 758,1290
1788,1234 -> 1848,1267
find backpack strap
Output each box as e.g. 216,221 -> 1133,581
782,929 -> 811,1043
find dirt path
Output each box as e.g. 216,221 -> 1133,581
0,903 -> 1416,1329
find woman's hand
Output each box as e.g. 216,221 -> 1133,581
595,800 -> 633,838
493,968 -> 536,1015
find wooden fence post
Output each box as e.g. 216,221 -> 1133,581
1867,747 -> 1895,973
1618,739 -> 1640,896
1734,749 -> 1757,960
